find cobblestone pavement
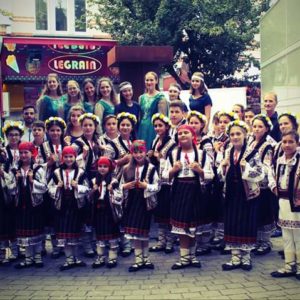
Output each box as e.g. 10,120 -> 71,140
0,236 -> 299,300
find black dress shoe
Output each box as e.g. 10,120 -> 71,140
241,262 -> 252,271
59,262 -> 75,271
14,261 -> 34,269
106,259 -> 117,268
149,245 -> 165,252
271,270 -> 295,278
171,261 -> 191,270
165,247 -> 175,254
254,246 -> 271,256
128,263 -> 144,272
222,262 -> 241,271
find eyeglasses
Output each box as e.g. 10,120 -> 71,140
8,133 -> 20,137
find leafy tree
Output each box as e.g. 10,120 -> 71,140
88,0 -> 269,87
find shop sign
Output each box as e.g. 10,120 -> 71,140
48,55 -> 102,75
49,44 -> 100,54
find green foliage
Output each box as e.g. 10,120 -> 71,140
88,0 -> 269,86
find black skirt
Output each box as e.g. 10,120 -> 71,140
123,189 -> 152,237
153,184 -> 171,224
170,177 -> 204,229
54,190 -> 83,239
0,198 -> 15,241
257,188 -> 276,231
92,197 -> 120,241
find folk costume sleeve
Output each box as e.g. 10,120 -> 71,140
242,152 -> 265,183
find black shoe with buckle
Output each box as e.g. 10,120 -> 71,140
143,261 -> 154,270
106,259 -> 117,269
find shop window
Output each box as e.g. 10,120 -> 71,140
35,0 -> 48,30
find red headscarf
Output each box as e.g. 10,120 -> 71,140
177,124 -> 197,145
97,156 -> 115,171
62,146 -> 77,158
19,142 -> 35,153
130,140 -> 147,153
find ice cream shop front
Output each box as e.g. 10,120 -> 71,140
0,37 -> 116,116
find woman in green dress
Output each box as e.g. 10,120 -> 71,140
138,71 -> 168,149
94,77 -> 119,134
82,78 -> 97,114
37,73 -> 65,121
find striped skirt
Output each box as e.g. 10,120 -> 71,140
123,189 -> 152,239
93,201 -> 120,241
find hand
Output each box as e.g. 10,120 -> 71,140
107,184 -> 113,193
93,184 -> 98,191
57,181 -> 64,188
153,151 -> 161,159
147,150 -> 154,158
172,161 -> 182,173
16,170 -> 22,179
272,187 -> 278,197
123,181 -> 136,190
189,162 -> 202,174
64,136 -> 71,146
71,180 -> 78,189
47,154 -> 56,166
213,141 -> 223,152
27,170 -> 34,183
137,180 -> 147,189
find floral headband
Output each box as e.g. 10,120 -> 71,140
278,112 -> 298,122
151,113 -> 172,126
78,113 -> 100,125
187,110 -> 207,125
252,114 -> 273,130
218,111 -> 238,121
2,120 -> 24,135
130,140 -> 147,153
117,112 -> 137,125
226,120 -> 249,135
45,117 -> 66,130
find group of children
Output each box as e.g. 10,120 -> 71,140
0,94 -> 299,279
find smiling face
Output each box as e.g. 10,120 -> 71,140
47,76 -> 59,92
219,116 -> 231,134
188,116 -> 204,135
279,116 -> 294,134
32,126 -> 45,140
98,164 -> 110,176
63,153 -> 76,167
84,82 -> 96,98
145,73 -> 157,92
252,119 -> 268,141
121,87 -> 133,101
153,119 -> 168,137
229,126 -> 246,148
104,117 -> 117,136
99,80 -> 112,98
191,77 -> 202,91
281,134 -> 298,158
67,82 -> 80,98
19,149 -> 32,164
132,149 -> 146,165
119,118 -> 133,137
70,110 -> 82,127
178,128 -> 193,147
168,87 -> 180,101
48,125 -> 62,143
82,118 -> 96,138
7,129 -> 21,147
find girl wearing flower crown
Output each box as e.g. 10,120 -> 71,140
148,113 -> 176,254
91,156 -> 121,268
14,142 -> 47,269
163,125 -> 214,270
120,140 -> 160,272
218,120 -> 264,271
48,146 -> 90,271
36,116 -> 67,259
248,114 -> 276,256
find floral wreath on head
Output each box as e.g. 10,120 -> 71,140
278,112 -> 298,122
226,120 -> 249,135
151,113 -> 172,126
187,110 -> 207,125
117,112 -> 137,125
45,117 -> 66,130
252,113 -> 273,130
78,113 -> 100,125
218,111 -> 238,121
2,120 -> 24,135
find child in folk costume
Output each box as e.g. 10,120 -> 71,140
218,120 -> 264,271
0,148 -> 17,265
270,131 -> 300,279
211,111 -> 238,251
163,125 -> 214,270
248,114 -> 276,256
91,157 -> 121,268
120,140 -> 160,272
2,121 -> 24,261
14,142 -> 47,269
188,111 -> 214,256
36,116 -> 67,259
48,146 -> 90,271
148,113 -> 176,254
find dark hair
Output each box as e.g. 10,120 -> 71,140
252,115 -> 271,132
169,100 -> 185,112
103,114 -> 117,127
212,111 -> 220,124
119,81 -> 133,105
6,127 -> 23,137
190,72 -> 207,95
244,107 -> 255,114
279,113 -> 299,131
281,130 -> 299,143
82,78 -> 96,102
23,105 -> 36,113
32,120 -> 45,130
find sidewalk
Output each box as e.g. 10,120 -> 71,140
0,237 -> 299,300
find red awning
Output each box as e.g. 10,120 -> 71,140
3,36 -> 116,47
